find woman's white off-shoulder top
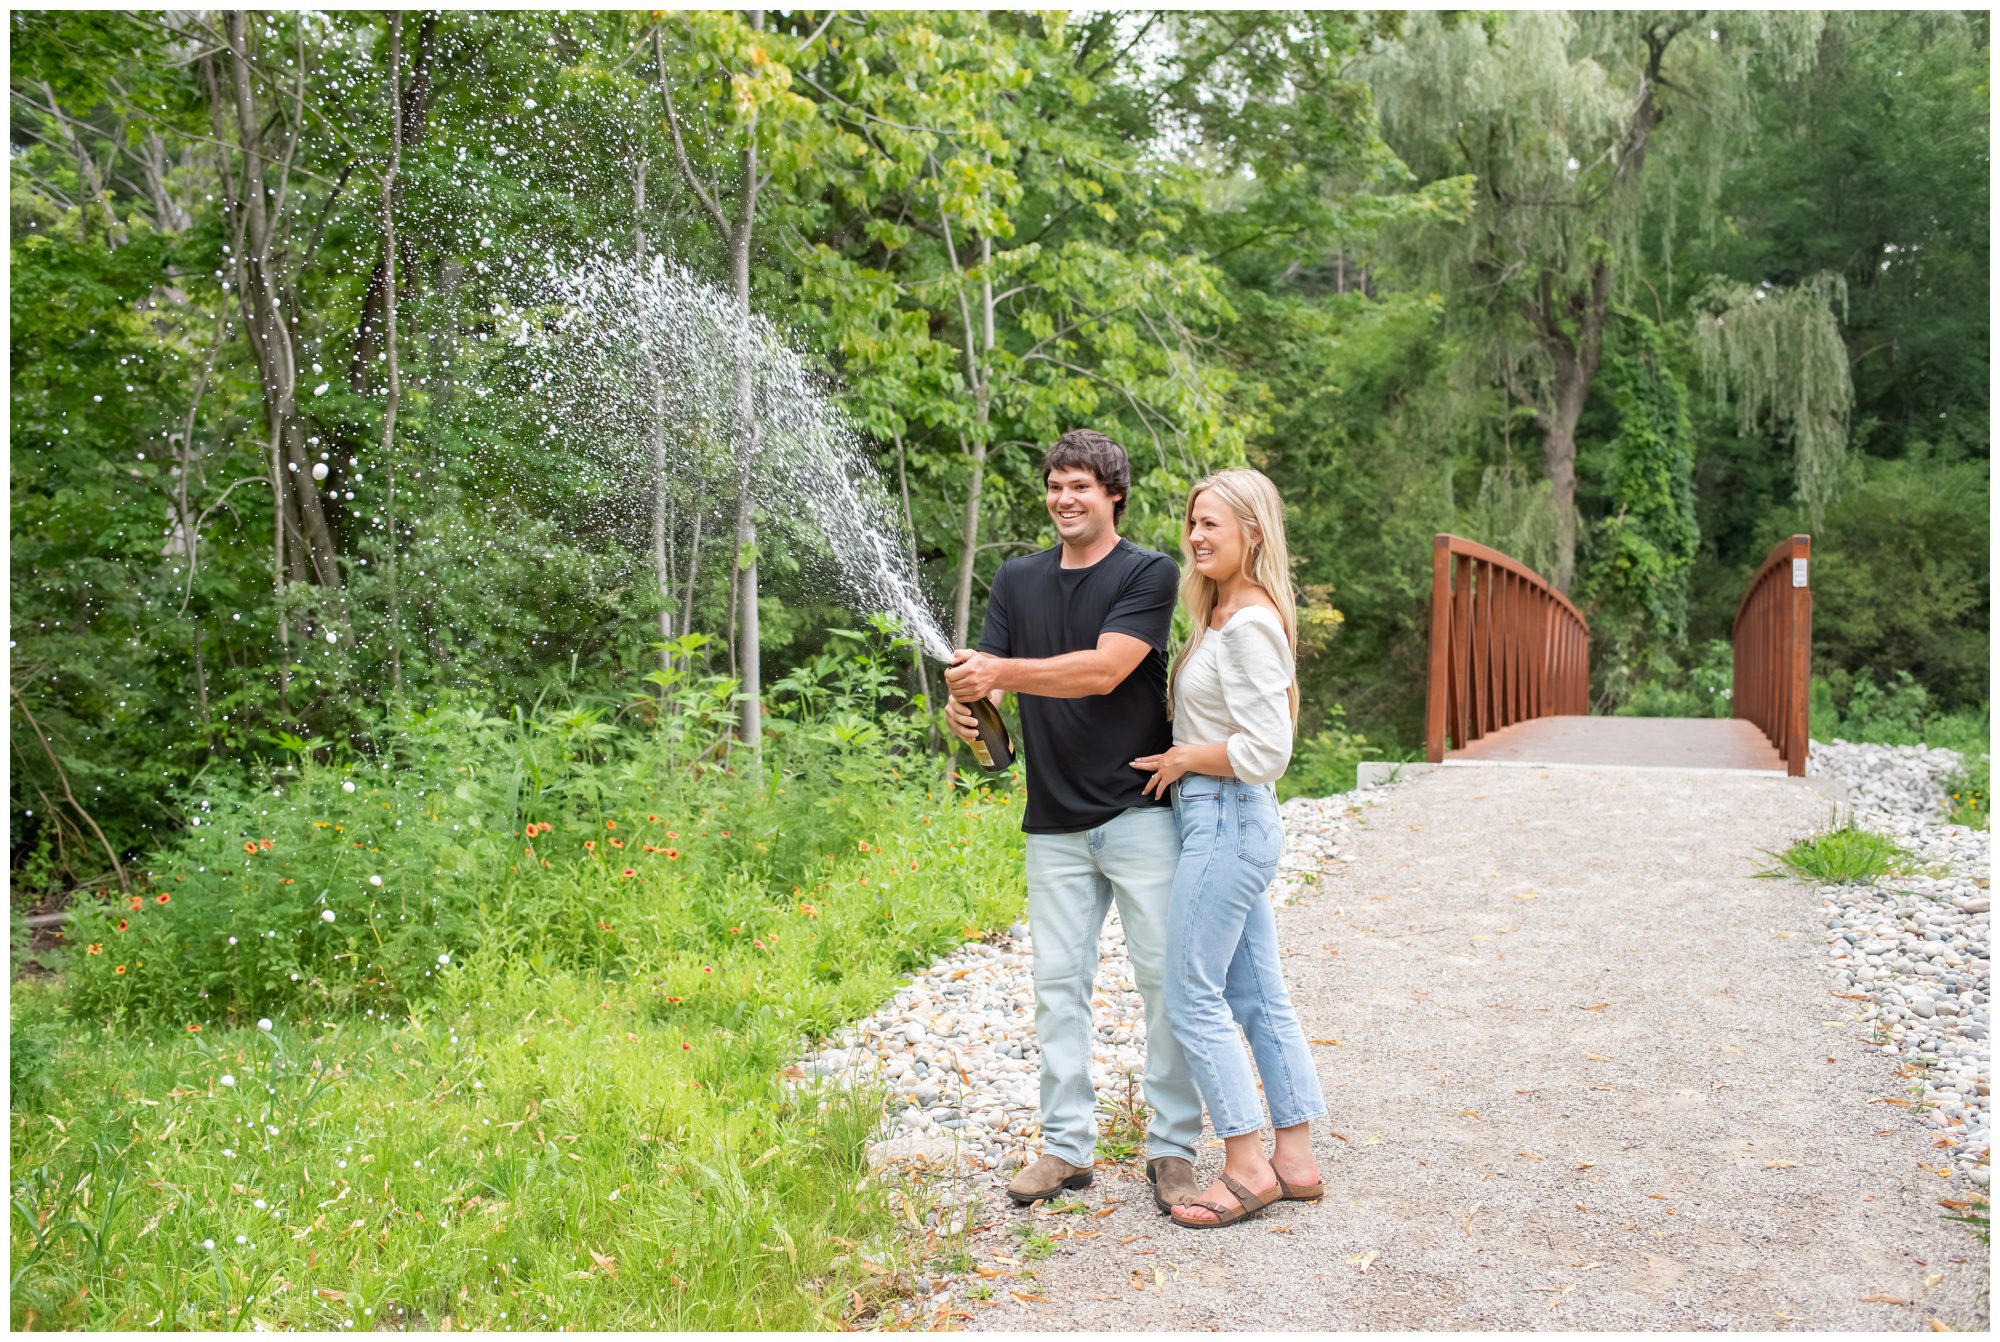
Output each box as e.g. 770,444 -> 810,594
1171,605 -> 1295,785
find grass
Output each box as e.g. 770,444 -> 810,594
10,704 -> 1034,1329
1093,1071 -> 1147,1164
1758,826 -> 1916,885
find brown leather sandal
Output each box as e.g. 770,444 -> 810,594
1167,1172 -> 1280,1229
1275,1171 -> 1324,1203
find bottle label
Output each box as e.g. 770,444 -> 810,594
971,739 -> 995,768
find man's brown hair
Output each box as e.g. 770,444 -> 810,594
1041,428 -> 1131,522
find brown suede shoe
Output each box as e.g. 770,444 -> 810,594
1145,1156 -> 1201,1215
1006,1153 -> 1094,1205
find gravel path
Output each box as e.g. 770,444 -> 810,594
883,764 -> 1991,1331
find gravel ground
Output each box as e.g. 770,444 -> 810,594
878,765 -> 1991,1331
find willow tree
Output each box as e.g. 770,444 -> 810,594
1369,10 -> 1826,591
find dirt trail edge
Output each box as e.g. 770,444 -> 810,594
962,766 -> 1989,1331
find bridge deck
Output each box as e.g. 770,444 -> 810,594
1445,714 -> 1786,773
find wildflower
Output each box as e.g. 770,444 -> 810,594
187,1023 -> 201,1033
701,965 -> 713,975
258,1018 -> 272,1031
87,943 -> 102,955
322,909 -> 337,923
647,814 -> 660,823
368,874 -> 383,887
525,847 -> 535,858
115,964 -> 127,974
258,839 -> 272,851
584,840 -> 596,851
858,840 -> 871,852
438,952 -> 450,965
752,939 -> 766,950
606,820 -> 616,830
664,996 -> 682,1004
243,841 -> 259,854
664,848 -> 681,860
921,816 -> 932,825
128,895 -> 143,911
680,1042 -> 692,1051
598,921 -> 613,931
730,926 -> 741,935
116,919 -> 129,931
910,862 -> 919,871
721,830 -> 731,837
156,892 -> 172,904
622,868 -> 637,878
609,838 -> 625,849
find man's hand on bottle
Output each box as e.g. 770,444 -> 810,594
945,649 -> 1004,702
942,696 -> 982,745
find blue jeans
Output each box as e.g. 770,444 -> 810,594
1165,774 -> 1326,1139
1023,805 -> 1203,1166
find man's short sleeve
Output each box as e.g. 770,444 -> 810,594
976,561 -> 1012,657
1101,553 -> 1178,652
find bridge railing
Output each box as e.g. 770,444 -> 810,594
1733,533 -> 1812,777
1425,534 -> 1590,762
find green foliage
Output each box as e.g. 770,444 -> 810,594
1582,314 -> 1702,695
1807,455 -> 1990,710
1277,708 -> 1382,801
1758,827 -> 1915,885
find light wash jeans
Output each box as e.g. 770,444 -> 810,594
1164,774 -> 1327,1138
1023,804 -> 1203,1167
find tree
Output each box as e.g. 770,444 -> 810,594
1369,10 -> 1825,591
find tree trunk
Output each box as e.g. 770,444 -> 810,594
636,156 -> 675,693
350,11 -> 437,395
381,12 -> 405,694
951,433 -> 989,649
217,16 -> 342,591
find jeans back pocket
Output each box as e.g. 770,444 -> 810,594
1234,787 -> 1282,870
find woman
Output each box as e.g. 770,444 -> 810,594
1131,468 -> 1325,1229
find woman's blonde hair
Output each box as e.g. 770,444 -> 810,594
1166,468 -> 1300,725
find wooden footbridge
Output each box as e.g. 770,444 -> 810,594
1424,534 -> 1812,776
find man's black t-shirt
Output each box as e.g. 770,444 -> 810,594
978,538 -> 1178,834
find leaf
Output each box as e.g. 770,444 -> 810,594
1010,1291 -> 1049,1303
588,1249 -> 618,1277
1584,1053 -> 1615,1062
1517,1151 -> 1544,1160
1345,1251 -> 1380,1273
1762,1160 -> 1799,1169
1310,1039 -> 1344,1046
1858,1294 -> 1908,1305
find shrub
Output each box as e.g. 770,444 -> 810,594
1278,706 -> 1380,799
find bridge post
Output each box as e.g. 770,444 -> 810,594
1426,535 -> 1451,762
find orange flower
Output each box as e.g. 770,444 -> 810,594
584,840 -> 596,851
258,838 -> 272,851
622,868 -> 637,878
609,838 -> 624,849
524,846 -> 535,858
114,965 -> 127,974
186,1023 -> 202,1033
730,926 -> 741,935
127,895 -> 143,911
605,820 -> 616,831
921,816 -> 932,825
243,841 -> 259,854
666,830 -> 680,839
664,996 -> 682,1004
664,848 -> 681,860
116,919 -> 129,932
156,892 -> 171,904
680,1042 -> 692,1051
701,965 -> 713,975
597,921 -> 613,931
752,939 -> 766,950
720,830 -> 731,838
86,943 -> 102,955
647,814 -> 660,823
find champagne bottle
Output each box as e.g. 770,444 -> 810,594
961,696 -> 1015,772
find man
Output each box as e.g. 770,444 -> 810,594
944,428 -> 1203,1214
